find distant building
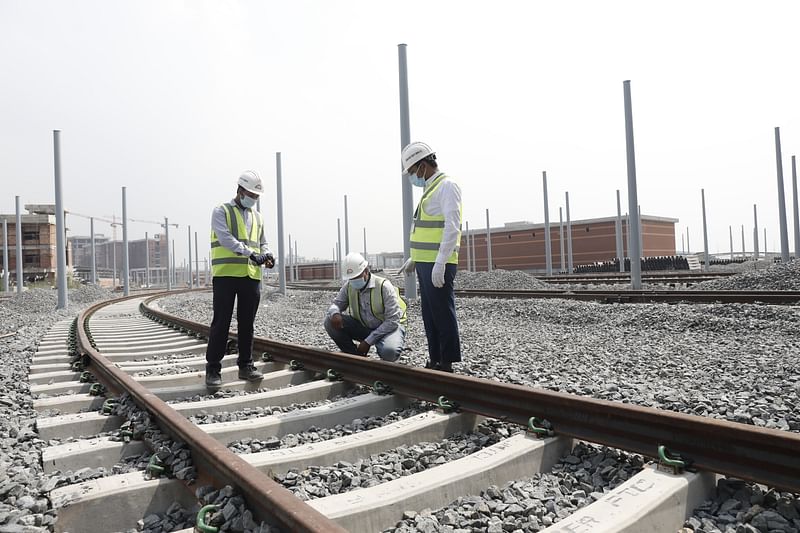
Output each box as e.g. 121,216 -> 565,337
69,233 -> 171,286
0,204 -> 72,284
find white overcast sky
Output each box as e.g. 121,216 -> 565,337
2,1 -> 799,263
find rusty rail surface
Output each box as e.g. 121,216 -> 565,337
76,292 -> 347,533
141,294 -> 800,493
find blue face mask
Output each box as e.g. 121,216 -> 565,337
349,277 -> 367,290
409,174 -> 426,188
240,195 -> 257,208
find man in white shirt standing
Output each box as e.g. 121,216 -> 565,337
400,142 -> 463,373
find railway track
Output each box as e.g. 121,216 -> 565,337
29,291 -> 800,532
536,272 -> 735,285
282,282 -> 800,305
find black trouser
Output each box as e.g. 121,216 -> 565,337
416,262 -> 461,365
205,276 -> 261,373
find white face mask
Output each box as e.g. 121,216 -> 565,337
240,195 -> 257,208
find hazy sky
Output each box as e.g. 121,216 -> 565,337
2,1 -> 799,264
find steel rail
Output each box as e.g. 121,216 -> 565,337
76,292 -> 347,533
142,295 -> 800,493
277,283 -> 800,305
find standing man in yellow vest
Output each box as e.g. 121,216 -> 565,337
324,252 -> 407,361
400,142 -> 462,373
205,170 -> 274,388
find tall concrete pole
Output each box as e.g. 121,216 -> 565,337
288,234 -> 293,282
171,240 -> 176,285
276,152 -> 286,295
343,195 -> 350,255
90,217 -> 96,284
15,197 -> 22,293
764,228 -> 768,256
681,234 -> 685,255
565,192 -> 573,275
122,187 -> 130,296
2,219 -> 8,293
187,225 -> 193,289
194,231 -> 199,286
753,205 -> 759,260
638,205 -> 644,258
741,225 -> 745,259
701,189 -> 709,272
686,227 -> 690,254
623,80 -> 642,289
363,227 -> 367,257
294,240 -> 298,281
729,225 -> 733,261
145,232 -> 150,287
112,231 -> 117,289
53,131 -> 68,308
791,155 -> 800,259
774,127 -> 790,262
485,209 -> 493,272
615,190 -> 624,272
337,218 -> 342,279
164,217 -> 172,290
398,43 -> 416,300
542,171 -> 552,276
559,207 -> 565,273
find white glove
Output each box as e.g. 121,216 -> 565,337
400,258 -> 416,274
432,262 -> 445,288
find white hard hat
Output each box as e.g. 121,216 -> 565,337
238,170 -> 264,195
342,252 -> 368,280
401,142 -> 435,173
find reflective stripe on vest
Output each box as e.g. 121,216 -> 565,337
409,173 -> 461,264
347,275 -> 407,327
210,204 -> 263,280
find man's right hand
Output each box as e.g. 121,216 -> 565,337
249,253 -> 266,265
330,313 -> 344,330
400,258 -> 415,274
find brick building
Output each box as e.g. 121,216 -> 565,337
0,204 -> 72,284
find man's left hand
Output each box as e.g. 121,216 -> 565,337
432,262 -> 445,288
264,253 -> 275,268
357,341 -> 370,355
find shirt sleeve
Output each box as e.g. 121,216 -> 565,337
327,284 -> 349,318
365,280 -> 401,345
435,179 -> 463,265
211,205 -> 249,256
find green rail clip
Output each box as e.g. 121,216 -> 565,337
437,395 -> 460,413
79,371 -> 93,383
102,399 -> 119,415
88,383 -> 105,396
261,351 -> 273,362
657,445 -> 686,474
196,505 -> 219,533
527,417 -> 554,438
373,381 -> 392,395
326,369 -> 342,381
289,360 -> 304,371
147,455 -> 166,477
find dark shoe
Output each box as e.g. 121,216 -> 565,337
424,360 -> 441,370
205,370 -> 222,388
439,362 -> 454,373
238,365 -> 263,382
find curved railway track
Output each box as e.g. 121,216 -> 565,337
29,291 -> 800,532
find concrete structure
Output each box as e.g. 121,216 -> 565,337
0,204 -> 72,284
69,233 -> 171,287
461,214 -> 678,273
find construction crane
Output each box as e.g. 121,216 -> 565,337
129,218 -> 179,229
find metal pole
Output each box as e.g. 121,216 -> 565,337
294,240 -> 298,281
774,127 -> 790,262
753,205 -> 760,260
542,171 -> 552,276
122,187 -> 130,296
741,225 -> 745,260
559,207 -> 565,273
565,192 -> 573,275
681,234 -> 685,256
90,217 -> 96,284
332,247 -> 336,281
164,217 -> 172,290
764,227 -> 768,257
615,190 -> 624,271
465,221 -> 471,272
53,131 -> 68,308
485,209 -> 493,272
398,43 -> 416,300
792,155 -> 800,259
171,239 -> 176,285
187,225 -> 192,289
288,234 -> 293,282
701,189 -> 709,272
145,232 -> 150,288
336,218 -> 342,278
686,227 -> 690,254
470,231 -> 476,272
15,196 -> 22,293
623,80 -> 642,289
344,195 -> 350,255
363,227 -> 367,258
638,205 -> 644,258
2,219 -> 8,293
276,152 -> 286,295
112,227 -> 117,289
194,231 -> 199,286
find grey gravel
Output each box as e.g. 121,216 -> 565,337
695,260 -> 800,291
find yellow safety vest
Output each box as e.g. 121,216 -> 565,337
347,275 -> 407,327
210,203 -> 263,280
409,173 -> 461,264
